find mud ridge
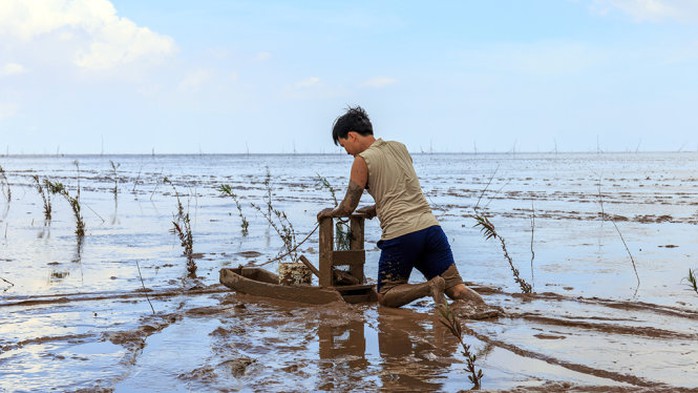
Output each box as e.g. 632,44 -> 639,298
465,326 -> 669,388
0,333 -> 95,354
0,285 -> 230,308
508,313 -> 696,340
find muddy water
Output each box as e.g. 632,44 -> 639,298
0,152 -> 697,392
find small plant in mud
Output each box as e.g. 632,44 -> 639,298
0,165 -> 10,203
474,214 -> 532,294
32,175 -> 53,220
684,268 -> 698,296
597,184 -> 640,291
110,160 -> 120,199
73,160 -> 81,200
315,174 -> 351,251
252,201 -> 299,262
438,303 -> 484,390
218,184 -> 249,236
165,178 -> 196,278
1,275 -> 14,292
46,180 -> 85,238
252,168 -> 300,261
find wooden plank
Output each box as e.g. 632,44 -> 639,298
298,255 -> 320,278
332,250 -> 365,266
318,217 -> 334,287
350,215 -> 364,250
349,216 -> 365,282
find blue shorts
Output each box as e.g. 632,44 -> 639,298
377,225 -> 455,292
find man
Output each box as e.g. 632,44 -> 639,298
317,106 -> 487,309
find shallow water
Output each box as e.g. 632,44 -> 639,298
0,152 -> 697,392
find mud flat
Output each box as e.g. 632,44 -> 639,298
1,152 -> 697,391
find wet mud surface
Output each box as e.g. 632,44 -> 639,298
1,153 -> 698,392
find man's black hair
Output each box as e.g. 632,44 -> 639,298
332,106 -> 373,146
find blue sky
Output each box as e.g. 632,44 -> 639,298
2,0 -> 698,154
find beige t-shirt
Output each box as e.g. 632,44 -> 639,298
359,139 -> 439,240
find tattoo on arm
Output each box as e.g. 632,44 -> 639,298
335,181 -> 363,216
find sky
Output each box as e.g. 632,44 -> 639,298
2,0 -> 698,154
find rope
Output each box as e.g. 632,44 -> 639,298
257,223 -> 320,267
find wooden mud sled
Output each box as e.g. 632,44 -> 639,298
220,215 -> 377,304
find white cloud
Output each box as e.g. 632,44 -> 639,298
360,77 -> 397,88
1,63 -> 26,76
0,0 -> 176,70
591,0 -> 698,22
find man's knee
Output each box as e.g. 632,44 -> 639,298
440,263 -> 464,290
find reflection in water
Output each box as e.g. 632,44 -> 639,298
377,308 -> 459,391
316,306 -> 465,391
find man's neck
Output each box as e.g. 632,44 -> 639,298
357,135 -> 377,152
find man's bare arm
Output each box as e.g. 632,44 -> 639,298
317,156 -> 368,221
332,180 -> 364,217
355,204 -> 377,219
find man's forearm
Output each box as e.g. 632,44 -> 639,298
331,181 -> 363,217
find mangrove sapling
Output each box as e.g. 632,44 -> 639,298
218,184 -> 249,235
315,174 -> 351,251
46,180 -> 85,238
474,214 -> 532,294
1,275 -> 14,292
136,260 -> 156,314
597,184 -> 640,290
529,200 -> 536,288
32,175 -> 53,220
73,160 -> 81,200
252,202 -> 299,262
109,160 -> 120,199
685,269 -> 698,296
438,303 -> 484,390
165,178 -> 196,278
0,165 -> 10,203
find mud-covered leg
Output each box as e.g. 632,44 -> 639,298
378,276 -> 446,308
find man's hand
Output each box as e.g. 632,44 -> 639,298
317,207 -> 335,221
355,205 -> 376,219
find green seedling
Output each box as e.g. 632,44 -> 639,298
315,174 -> 351,251
438,303 -> 484,390
165,178 -> 196,278
218,184 -> 249,236
46,180 -> 85,238
0,165 -> 10,203
474,214 -> 532,294
32,175 -> 52,221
